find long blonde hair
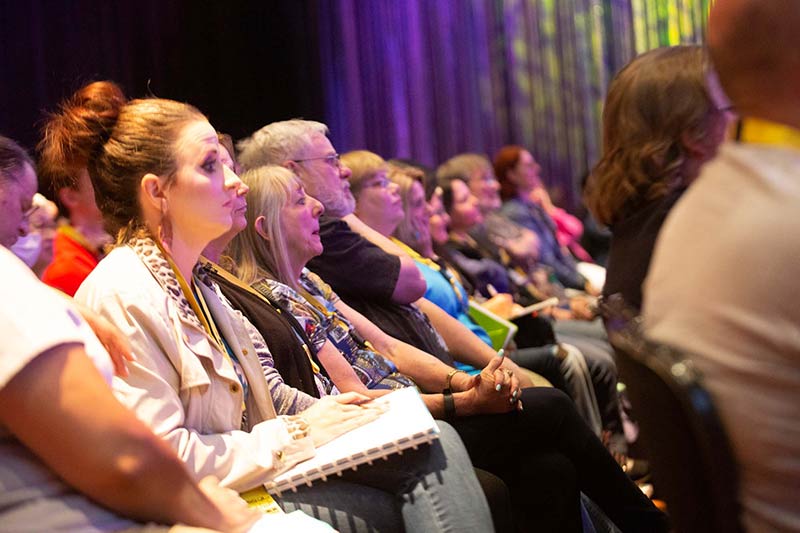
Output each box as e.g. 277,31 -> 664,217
388,163 -> 426,253
586,45 -> 713,227
228,165 -> 301,289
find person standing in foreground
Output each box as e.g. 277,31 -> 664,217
644,1 -> 800,530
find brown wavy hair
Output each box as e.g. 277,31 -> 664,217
585,45 -> 713,227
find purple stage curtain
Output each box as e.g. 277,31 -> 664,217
316,0 -> 709,210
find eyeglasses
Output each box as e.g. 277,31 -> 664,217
364,176 -> 392,189
293,153 -> 341,169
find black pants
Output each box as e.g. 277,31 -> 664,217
509,344 -> 569,392
451,388 -> 668,533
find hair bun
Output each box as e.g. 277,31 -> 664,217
70,81 -> 126,141
39,81 -> 127,176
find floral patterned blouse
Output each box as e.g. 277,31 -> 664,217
253,270 -> 415,391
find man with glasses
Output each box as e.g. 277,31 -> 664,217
238,120 -> 427,300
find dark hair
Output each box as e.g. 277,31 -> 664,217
38,81 -> 127,211
217,132 -> 242,175
0,135 -> 34,184
492,145 -> 526,201
52,81 -> 206,241
439,178 -> 456,213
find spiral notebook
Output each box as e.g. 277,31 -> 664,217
266,387 -> 440,495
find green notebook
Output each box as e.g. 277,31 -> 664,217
467,301 -> 519,351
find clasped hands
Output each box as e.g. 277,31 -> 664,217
449,355 -> 525,415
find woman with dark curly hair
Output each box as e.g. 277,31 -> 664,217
584,45 -> 735,311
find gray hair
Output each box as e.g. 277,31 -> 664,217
0,135 -> 34,184
237,119 -> 329,172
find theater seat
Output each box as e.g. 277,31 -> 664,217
601,297 -> 742,533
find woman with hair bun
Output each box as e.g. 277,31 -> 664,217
0,133 -> 261,532
69,81 -> 493,532
38,81 -> 122,295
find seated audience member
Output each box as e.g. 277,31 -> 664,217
0,138 -> 37,250
10,192 -> 58,276
206,150 -> 413,394
644,1 -> 800,530
229,162 -> 524,405
66,81 -> 493,532
202,135 -> 336,399
0,134 -> 259,532
585,45 -> 734,312
237,120 -> 538,390
437,154 -> 596,316
37,81 -> 115,295
491,149 -> 591,292
495,146 -> 593,263
437,154 -> 544,294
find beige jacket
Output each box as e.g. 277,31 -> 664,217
75,240 -> 314,492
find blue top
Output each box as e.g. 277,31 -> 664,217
415,259 -> 490,376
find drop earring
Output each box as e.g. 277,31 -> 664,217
158,198 -> 173,248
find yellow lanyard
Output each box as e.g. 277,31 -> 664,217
738,117 -> 800,150
154,243 -> 246,413
297,285 -> 351,332
154,242 -> 234,358
202,259 -> 321,374
296,284 -> 384,355
391,237 -> 468,306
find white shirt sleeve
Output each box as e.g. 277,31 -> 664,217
0,246 -> 114,389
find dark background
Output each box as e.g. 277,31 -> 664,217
1,0 -> 325,152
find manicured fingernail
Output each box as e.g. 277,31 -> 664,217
495,384 -> 502,391
496,349 -> 505,358
509,397 -> 515,404
518,401 -> 524,411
